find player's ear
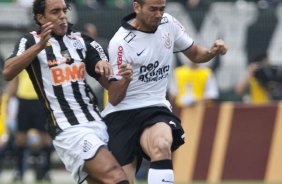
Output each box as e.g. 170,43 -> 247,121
36,14 -> 45,25
133,1 -> 141,13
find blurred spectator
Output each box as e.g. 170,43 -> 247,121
0,53 -> 4,115
0,93 -> 9,177
82,0 -> 106,9
234,53 -> 272,104
169,61 -> 219,108
83,22 -> 109,52
6,70 -> 53,182
0,0 -> 13,2
106,0 -> 131,9
83,22 -> 98,39
186,0 -> 200,8
0,53 -> 7,174
168,0 -> 210,9
254,59 -> 282,101
256,0 -> 282,9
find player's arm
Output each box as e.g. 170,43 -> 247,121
105,38 -> 133,106
95,60 -> 113,89
183,39 -> 228,64
107,63 -> 133,106
2,22 -> 53,81
83,33 -> 113,89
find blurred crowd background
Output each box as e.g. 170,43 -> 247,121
1,0 -> 282,183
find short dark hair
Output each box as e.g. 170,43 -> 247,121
32,0 -> 71,26
133,0 -> 145,6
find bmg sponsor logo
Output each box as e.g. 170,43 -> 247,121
51,63 -> 85,85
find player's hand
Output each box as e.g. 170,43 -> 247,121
95,60 -> 113,78
119,63 -> 133,81
208,39 -> 228,56
38,22 -> 53,49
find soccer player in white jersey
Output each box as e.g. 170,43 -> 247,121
102,0 -> 228,183
2,0 -> 132,183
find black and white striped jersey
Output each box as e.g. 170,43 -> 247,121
9,29 -> 108,138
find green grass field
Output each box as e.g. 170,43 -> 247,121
1,169 -> 281,184
1,181 -> 282,184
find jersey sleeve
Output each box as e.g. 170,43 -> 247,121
168,14 -> 194,53
8,33 -> 35,59
83,34 -> 109,80
107,37 -> 127,81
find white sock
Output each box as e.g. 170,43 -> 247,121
147,160 -> 174,184
148,168 -> 174,184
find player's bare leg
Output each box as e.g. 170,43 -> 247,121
140,122 -> 174,184
122,157 -> 138,184
84,146 -> 129,184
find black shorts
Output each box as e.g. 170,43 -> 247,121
17,98 -> 47,132
104,106 -> 185,171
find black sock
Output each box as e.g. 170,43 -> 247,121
148,159 -> 174,184
150,159 -> 173,169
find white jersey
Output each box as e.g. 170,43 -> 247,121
102,13 -> 194,116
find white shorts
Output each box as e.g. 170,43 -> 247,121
52,121 -> 109,184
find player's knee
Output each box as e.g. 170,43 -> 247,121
100,163 -> 128,183
150,137 -> 172,160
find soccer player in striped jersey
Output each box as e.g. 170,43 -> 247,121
102,0 -> 228,183
2,0 -> 132,183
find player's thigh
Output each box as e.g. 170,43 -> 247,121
84,146 -> 127,183
122,157 -> 137,184
140,122 -> 173,158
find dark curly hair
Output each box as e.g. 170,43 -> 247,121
32,0 -> 71,26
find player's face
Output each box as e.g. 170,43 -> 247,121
40,0 -> 68,36
135,0 -> 166,32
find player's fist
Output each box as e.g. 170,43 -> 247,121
208,39 -> 228,56
95,60 -> 113,78
119,63 -> 133,81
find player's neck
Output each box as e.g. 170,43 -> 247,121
130,18 -> 141,30
130,18 -> 153,32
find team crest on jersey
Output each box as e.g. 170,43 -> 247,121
83,140 -> 93,152
73,40 -> 84,50
162,33 -> 172,49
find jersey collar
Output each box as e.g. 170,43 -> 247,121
121,13 -> 158,33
